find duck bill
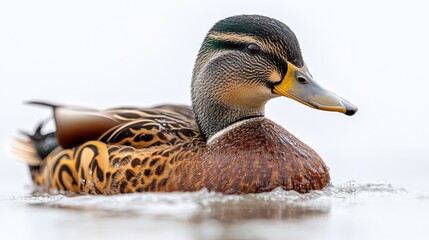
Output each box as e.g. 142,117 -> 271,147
273,62 -> 358,116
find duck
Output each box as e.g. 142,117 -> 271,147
13,15 -> 357,195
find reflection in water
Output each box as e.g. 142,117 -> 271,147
13,181 -> 405,224
20,188 -> 331,223
6,182 -> 421,240
197,195 -> 330,222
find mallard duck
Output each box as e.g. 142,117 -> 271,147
14,15 -> 357,194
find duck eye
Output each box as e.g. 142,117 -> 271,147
246,43 -> 260,55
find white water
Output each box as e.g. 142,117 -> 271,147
2,182 -> 428,240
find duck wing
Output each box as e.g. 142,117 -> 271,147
100,104 -> 201,148
28,102 -> 201,149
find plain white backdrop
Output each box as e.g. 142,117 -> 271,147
1,0 -> 428,195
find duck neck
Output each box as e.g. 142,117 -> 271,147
191,94 -> 265,141
191,49 -> 268,141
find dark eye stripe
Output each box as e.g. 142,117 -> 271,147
203,39 -> 288,81
203,39 -> 246,51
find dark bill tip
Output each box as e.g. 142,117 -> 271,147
345,108 -> 357,116
342,100 -> 358,116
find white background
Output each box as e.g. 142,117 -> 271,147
1,0 -> 428,194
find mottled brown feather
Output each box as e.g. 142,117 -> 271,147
52,105 -> 199,149
29,109 -> 329,194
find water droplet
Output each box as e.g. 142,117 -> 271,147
114,163 -> 120,168
88,170 -> 92,175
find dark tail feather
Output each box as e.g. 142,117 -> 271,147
25,101 -> 61,109
12,120 -> 59,172
25,121 -> 59,159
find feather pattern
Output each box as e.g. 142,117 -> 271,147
12,15 -> 347,195
13,103 -> 329,194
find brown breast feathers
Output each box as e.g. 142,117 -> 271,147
191,118 -> 330,193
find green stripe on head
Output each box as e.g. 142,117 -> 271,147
208,15 -> 304,67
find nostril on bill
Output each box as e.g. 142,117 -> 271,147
297,77 -> 308,84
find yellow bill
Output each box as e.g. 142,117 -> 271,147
273,62 -> 358,116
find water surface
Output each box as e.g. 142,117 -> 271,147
2,181 -> 428,240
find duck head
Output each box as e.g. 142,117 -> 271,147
191,15 -> 357,140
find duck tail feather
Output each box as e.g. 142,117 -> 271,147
12,120 -> 59,169
25,101 -> 61,109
